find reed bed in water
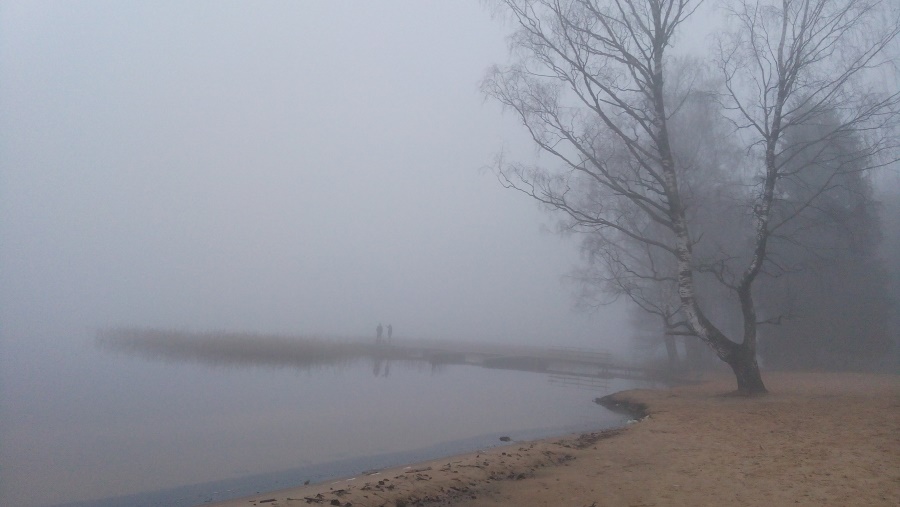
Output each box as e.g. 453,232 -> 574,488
96,328 -> 383,370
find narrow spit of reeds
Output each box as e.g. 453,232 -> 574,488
96,328 -> 385,370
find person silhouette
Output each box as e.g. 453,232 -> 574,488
387,324 -> 393,343
376,323 -> 384,345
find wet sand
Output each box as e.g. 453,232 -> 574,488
209,371 -> 899,507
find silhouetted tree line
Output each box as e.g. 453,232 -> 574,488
624,111 -> 898,373
630,105 -> 898,372
755,112 -> 895,370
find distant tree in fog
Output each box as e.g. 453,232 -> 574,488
755,111 -> 894,369
484,0 -> 899,393
875,180 -> 900,369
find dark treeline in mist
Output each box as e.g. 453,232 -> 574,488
755,114 -> 894,370
484,0 -> 900,392
876,187 -> 900,368
616,111 -> 899,373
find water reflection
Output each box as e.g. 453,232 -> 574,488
4,329 -> 636,507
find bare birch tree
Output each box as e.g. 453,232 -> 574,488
572,60 -> 749,372
483,0 -> 899,394
716,0 -> 900,372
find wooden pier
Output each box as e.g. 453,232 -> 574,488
375,340 -> 668,383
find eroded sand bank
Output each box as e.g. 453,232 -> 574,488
209,372 -> 899,507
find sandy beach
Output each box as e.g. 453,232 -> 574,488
210,371 -> 899,507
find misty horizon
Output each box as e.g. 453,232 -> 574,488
2,1 -> 899,506
0,2 -> 632,351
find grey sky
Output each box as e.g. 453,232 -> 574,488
0,1 -> 628,348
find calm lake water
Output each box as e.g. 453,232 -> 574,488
1,334 -> 639,507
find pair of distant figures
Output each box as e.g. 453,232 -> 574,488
376,323 -> 392,345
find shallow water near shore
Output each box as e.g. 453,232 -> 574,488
1,333 -> 641,507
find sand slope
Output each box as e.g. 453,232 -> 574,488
211,372 -> 899,507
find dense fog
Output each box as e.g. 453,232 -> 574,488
0,2 -> 631,353
2,2 -> 899,506
1,7 -> 645,506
